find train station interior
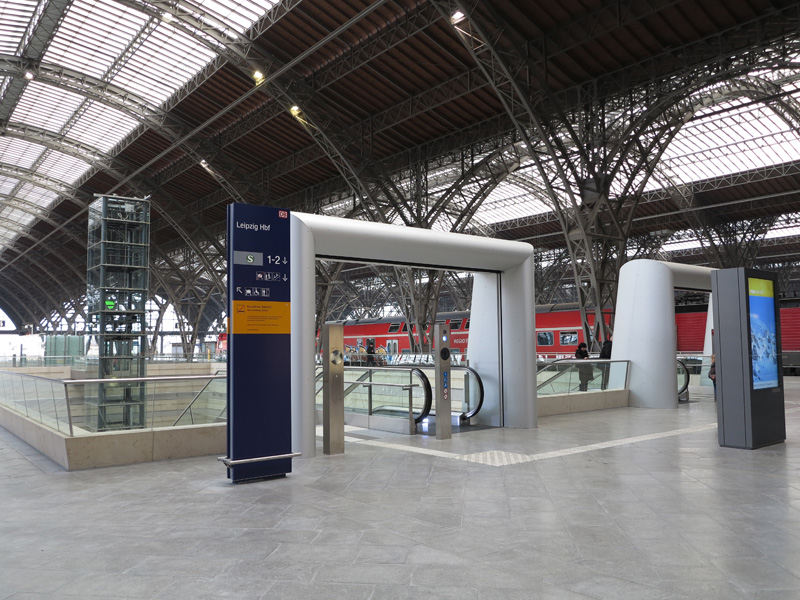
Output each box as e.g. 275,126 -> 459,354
2,0 -> 800,598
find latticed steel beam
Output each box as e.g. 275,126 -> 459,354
315,261 -> 345,337
431,0 -> 800,347
0,0 -> 73,123
542,6 -> 800,115
152,6 -> 479,218
534,248 -> 573,305
114,0 -> 407,224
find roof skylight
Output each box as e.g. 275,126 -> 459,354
0,0 -> 279,252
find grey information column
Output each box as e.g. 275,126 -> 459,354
322,323 -> 345,454
434,323 -> 452,440
711,268 -> 785,449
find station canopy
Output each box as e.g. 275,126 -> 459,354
1,0 -> 799,330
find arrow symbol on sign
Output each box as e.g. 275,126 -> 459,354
282,257 -> 287,264
283,275 -> 288,281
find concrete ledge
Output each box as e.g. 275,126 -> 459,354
0,403 -> 226,470
537,389 -> 630,417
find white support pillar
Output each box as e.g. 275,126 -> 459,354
614,259 -> 714,408
500,254 -> 537,428
290,217 -> 317,460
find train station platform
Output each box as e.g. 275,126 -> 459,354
1,383 -> 800,599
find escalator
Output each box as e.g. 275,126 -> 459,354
315,364 -> 485,429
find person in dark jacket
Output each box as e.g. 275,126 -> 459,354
575,342 -> 593,391
598,334 -> 612,389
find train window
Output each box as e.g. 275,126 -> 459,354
388,323 -> 401,333
537,331 -> 554,346
401,323 -> 408,332
450,319 -> 462,330
464,318 -> 470,330
560,331 -> 579,346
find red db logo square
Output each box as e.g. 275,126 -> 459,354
278,210 -> 288,218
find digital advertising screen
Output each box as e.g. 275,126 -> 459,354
748,277 -> 779,390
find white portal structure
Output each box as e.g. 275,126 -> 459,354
289,213 -> 536,457
614,259 -> 715,408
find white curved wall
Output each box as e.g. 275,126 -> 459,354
614,260 -> 714,408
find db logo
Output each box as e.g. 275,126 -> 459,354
278,210 -> 288,218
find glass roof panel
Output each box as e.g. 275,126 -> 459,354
109,23 -> 217,106
193,0 -> 279,33
42,0 -> 147,79
17,182 -> 58,209
36,151 -> 91,185
0,0 -> 39,54
0,175 -> 20,196
0,137 -> 44,170
0,204 -> 34,226
10,81 -> 84,132
66,101 -> 140,153
652,91 -> 800,188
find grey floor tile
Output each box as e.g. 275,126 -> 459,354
4,381 -> 800,599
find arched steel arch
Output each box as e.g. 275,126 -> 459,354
429,0 -> 800,346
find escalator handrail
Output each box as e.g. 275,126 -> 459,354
411,367 -> 433,424
677,359 -> 690,396
453,365 -> 484,420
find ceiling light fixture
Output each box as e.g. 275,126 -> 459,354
23,71 -> 34,80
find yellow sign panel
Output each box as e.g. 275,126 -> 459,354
231,301 -> 291,334
748,278 -> 774,298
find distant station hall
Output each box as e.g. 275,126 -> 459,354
2,0 -> 800,598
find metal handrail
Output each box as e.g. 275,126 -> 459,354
67,374 -> 226,385
172,370 -> 227,426
410,367 -> 433,423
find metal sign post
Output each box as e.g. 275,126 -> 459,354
435,323 -> 452,440
322,323 -> 345,454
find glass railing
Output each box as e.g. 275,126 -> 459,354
173,372 -> 227,426
537,360 -> 630,396
0,370 -> 226,436
0,371 -> 74,435
678,354 -> 714,387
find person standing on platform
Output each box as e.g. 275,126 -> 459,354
708,354 -> 716,399
575,342 -> 592,391
599,334 -> 613,389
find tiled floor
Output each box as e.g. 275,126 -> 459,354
2,383 -> 800,599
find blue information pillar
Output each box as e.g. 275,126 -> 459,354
225,204 -> 295,482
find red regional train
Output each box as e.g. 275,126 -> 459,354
327,301 -> 800,361
330,304 -> 613,361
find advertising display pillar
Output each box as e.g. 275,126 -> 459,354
711,268 -> 785,449
434,323 -> 452,440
